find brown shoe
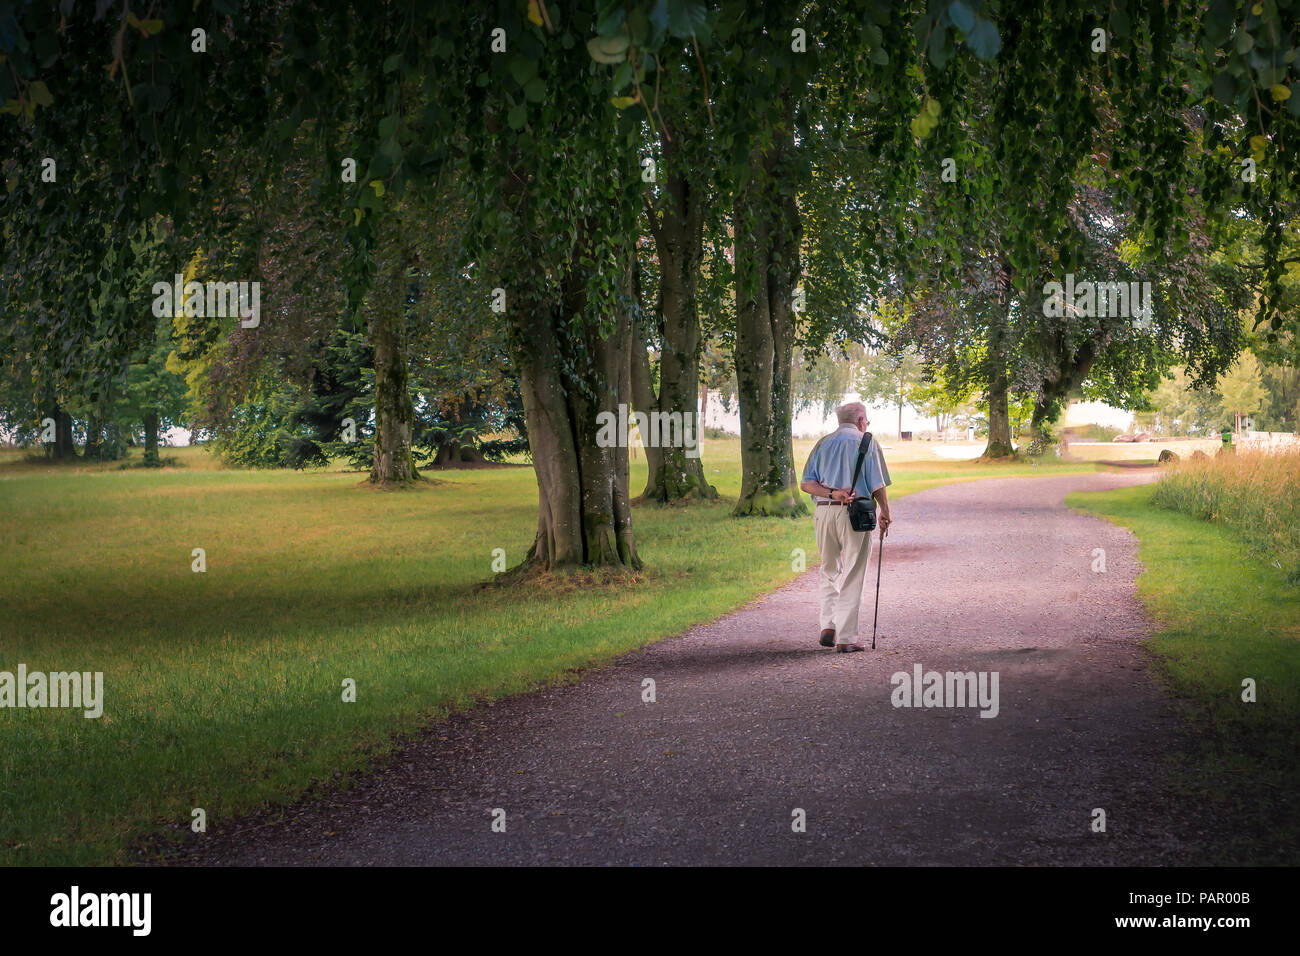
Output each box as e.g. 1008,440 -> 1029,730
835,642 -> 865,653
819,629 -> 836,648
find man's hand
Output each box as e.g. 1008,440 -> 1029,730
830,487 -> 856,503
874,484 -> 892,538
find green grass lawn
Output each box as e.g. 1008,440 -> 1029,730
0,439 -> 1101,865
1068,482 -> 1300,863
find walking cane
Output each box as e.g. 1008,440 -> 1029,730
870,527 -> 884,650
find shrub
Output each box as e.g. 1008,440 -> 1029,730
1152,448 -> 1300,583
1066,423 -> 1123,442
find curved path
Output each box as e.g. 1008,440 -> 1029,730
168,469 -> 1228,866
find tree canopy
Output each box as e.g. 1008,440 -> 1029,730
4,0 -> 1298,565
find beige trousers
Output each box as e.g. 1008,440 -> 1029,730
814,504 -> 874,645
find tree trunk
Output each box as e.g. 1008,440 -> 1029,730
84,413 -> 103,461
640,131 -> 717,503
367,241 -> 419,486
44,402 -> 75,460
102,421 -> 125,461
982,271 -> 1015,459
503,222 -> 641,572
511,289 -> 640,572
732,133 -> 806,517
1031,335 -> 1096,453
983,375 -> 1013,457
490,116 -> 640,571
629,318 -> 665,490
143,411 -> 161,467
58,410 -> 74,458
1028,402 -> 1056,453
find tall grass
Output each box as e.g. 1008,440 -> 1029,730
1151,447 -> 1300,583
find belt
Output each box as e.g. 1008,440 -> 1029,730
816,501 -> 846,507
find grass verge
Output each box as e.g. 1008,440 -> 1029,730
1068,481 -> 1300,864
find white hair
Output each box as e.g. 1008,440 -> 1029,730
836,402 -> 866,425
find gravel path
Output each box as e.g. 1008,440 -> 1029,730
166,469 -> 1232,866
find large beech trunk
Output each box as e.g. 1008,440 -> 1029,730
45,402 -> 75,460
983,375 -> 1013,458
510,271 -> 640,572
732,136 -> 806,517
367,242 -> 418,486
639,135 -> 716,503
1031,335 -> 1098,449
490,115 -> 640,570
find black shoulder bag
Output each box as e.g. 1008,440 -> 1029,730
848,432 -> 877,532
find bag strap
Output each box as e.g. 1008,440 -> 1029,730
850,432 -> 873,496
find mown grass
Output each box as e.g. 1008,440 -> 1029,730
0,439 -> 1101,866
1149,447 -> 1300,583
1068,481 -> 1300,863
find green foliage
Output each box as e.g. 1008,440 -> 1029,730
283,327 -> 373,470
113,311 -> 190,449
1196,0 -> 1300,333
909,372 -> 976,431
3,0 -> 1300,532
205,382 -> 302,469
1217,349 -> 1268,427
856,345 -> 925,409
791,346 -> 858,419
1257,348 -> 1300,432
1137,367 -> 1222,435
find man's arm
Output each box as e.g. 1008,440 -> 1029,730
800,477 -> 854,503
873,485 -> 892,535
863,440 -> 892,534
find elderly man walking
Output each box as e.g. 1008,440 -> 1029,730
799,402 -> 893,652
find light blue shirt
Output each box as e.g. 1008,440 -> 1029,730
802,426 -> 890,503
